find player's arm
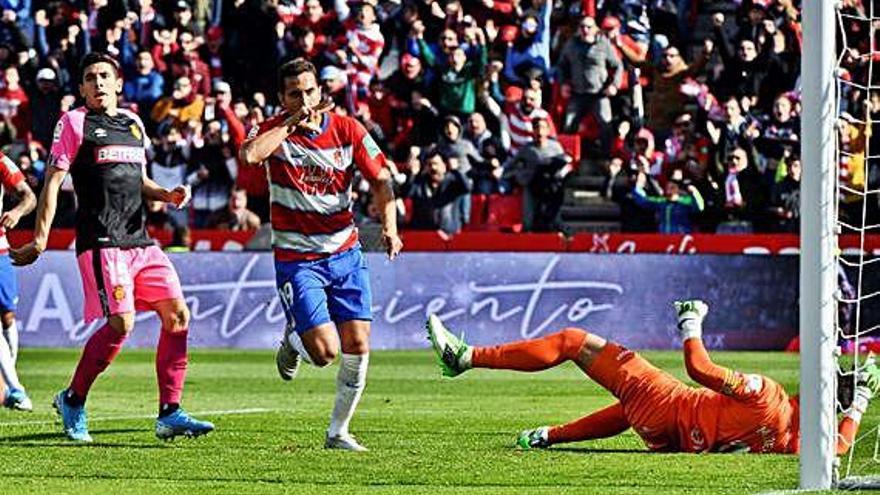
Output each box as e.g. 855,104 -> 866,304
369,166 -> 402,260
837,358 -> 880,455
142,166 -> 190,209
1,178 -> 36,229
238,100 -> 334,166
10,166 -> 66,266
677,301 -> 761,398
352,121 -> 402,260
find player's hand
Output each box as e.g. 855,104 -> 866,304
383,231 -> 403,261
168,185 -> 191,209
0,210 -> 21,229
11,241 -> 44,266
284,99 -> 335,133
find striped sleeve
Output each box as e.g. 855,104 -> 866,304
348,117 -> 385,181
0,153 -> 23,188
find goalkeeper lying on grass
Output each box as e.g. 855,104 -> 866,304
427,300 -> 879,454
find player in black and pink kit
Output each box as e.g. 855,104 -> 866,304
11,53 -> 214,442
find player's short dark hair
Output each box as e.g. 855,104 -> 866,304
278,58 -> 317,91
421,146 -> 445,163
80,52 -> 121,81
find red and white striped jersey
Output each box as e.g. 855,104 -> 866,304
501,103 -> 557,156
345,22 -> 384,89
252,112 -> 386,261
0,152 -> 24,253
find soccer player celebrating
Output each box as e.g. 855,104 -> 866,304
0,152 -> 36,411
11,53 -> 214,442
239,58 -> 402,451
427,300 -> 880,454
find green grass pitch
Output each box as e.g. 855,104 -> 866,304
0,348 -> 875,494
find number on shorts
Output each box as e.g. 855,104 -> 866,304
278,281 -> 294,313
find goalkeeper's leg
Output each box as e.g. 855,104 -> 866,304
518,402 -> 630,449
427,315 -> 616,381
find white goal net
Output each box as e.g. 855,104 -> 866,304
828,0 -> 880,489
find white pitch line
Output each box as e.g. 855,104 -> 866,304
0,407 -> 278,427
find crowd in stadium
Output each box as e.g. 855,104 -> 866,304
0,0 -> 873,237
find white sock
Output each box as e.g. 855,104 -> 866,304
286,329 -> 314,365
4,320 -> 18,363
328,353 -> 368,438
0,332 -> 22,391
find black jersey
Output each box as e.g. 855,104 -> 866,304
49,107 -> 154,254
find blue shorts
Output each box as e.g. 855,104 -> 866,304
0,254 -> 18,313
275,246 -> 373,335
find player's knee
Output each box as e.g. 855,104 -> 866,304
311,346 -> 338,367
161,304 -> 190,332
559,328 -> 589,358
0,311 -> 14,328
109,314 -> 135,335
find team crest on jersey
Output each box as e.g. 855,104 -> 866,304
690,428 -> 706,451
112,285 -> 126,302
130,124 -> 142,141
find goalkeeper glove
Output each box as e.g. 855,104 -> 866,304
516,427 -> 550,450
674,300 -> 709,341
850,353 -> 880,421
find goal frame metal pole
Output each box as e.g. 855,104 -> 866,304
800,0 -> 837,489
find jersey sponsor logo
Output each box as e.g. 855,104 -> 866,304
130,123 -> 142,141
52,119 -> 64,142
362,133 -> 381,159
95,145 -> 146,164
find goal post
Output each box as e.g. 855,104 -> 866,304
800,0 -> 837,490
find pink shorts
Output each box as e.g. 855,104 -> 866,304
77,245 -> 184,322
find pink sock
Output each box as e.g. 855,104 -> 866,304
70,322 -> 128,399
156,329 -> 188,405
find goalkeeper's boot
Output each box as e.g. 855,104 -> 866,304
426,314 -> 472,377
674,300 -> 709,326
276,322 -> 302,381
3,387 -> 32,412
155,408 -> 215,441
53,390 -> 92,443
517,427 -> 550,450
325,433 -> 368,452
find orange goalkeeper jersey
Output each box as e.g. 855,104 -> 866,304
603,340 -> 798,453
671,372 -> 798,453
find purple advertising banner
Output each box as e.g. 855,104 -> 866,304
14,252 -> 798,350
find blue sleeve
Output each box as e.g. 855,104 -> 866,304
504,45 -> 520,84
632,188 -> 664,211
35,23 -> 48,58
148,73 -> 165,100
123,80 -> 135,101
536,0 -> 551,67
406,36 -> 419,56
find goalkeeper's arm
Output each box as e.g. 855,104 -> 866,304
683,337 -> 738,395
837,358 -> 880,455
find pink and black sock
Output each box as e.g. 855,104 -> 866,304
67,322 -> 128,406
156,329 -> 188,418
